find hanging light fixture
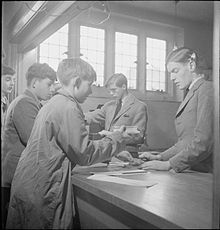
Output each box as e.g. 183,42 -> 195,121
88,1 -> 111,25
173,0 -> 180,50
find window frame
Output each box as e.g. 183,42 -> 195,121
145,36 -> 168,93
37,12 -> 183,101
79,24 -> 106,87
37,24 -> 69,73
114,30 -> 139,90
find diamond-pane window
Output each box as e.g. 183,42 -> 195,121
39,24 -> 68,72
115,32 -> 137,89
146,38 -> 166,91
80,26 -> 105,86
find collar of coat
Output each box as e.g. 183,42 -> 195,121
176,78 -> 206,117
113,93 -> 136,119
55,88 -> 84,115
24,88 -> 42,109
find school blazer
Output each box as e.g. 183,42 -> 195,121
2,89 -> 42,187
86,93 -> 148,152
160,78 -> 213,173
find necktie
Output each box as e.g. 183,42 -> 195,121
184,88 -> 189,98
113,99 -> 122,119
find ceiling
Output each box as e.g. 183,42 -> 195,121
3,1 -> 214,27
110,1 -> 214,24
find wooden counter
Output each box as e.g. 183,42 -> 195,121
72,165 -> 212,229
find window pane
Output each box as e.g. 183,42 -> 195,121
39,24 -> 69,73
59,34 -> 68,45
80,26 -> 105,86
48,45 -> 59,57
152,81 -> 160,91
153,70 -> 160,82
40,57 -> 49,63
146,37 -> 166,92
39,44 -> 49,57
115,32 -> 137,89
48,59 -> 59,71
47,33 -> 59,45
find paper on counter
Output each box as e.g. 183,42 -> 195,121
108,161 -> 130,167
87,173 -> 157,188
92,169 -> 147,176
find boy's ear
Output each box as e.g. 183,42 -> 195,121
30,78 -> 39,88
73,76 -> 81,88
188,60 -> 196,72
122,84 -> 126,90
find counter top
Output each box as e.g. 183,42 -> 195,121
72,165 -> 212,229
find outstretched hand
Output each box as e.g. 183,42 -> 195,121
116,151 -> 144,166
98,130 -> 113,136
138,151 -> 161,161
116,150 -> 134,162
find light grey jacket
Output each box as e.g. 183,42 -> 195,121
160,78 -> 213,172
2,89 -> 42,187
86,93 -> 148,152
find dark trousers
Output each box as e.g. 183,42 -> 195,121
1,187 -> 11,229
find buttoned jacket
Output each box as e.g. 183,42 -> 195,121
160,78 -> 213,172
2,89 -> 42,187
86,93 -> 148,151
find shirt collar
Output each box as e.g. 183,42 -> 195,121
1,95 -> 8,105
24,88 -> 42,108
56,88 -> 84,115
189,76 -> 204,90
121,93 -> 129,106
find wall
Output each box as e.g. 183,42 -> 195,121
179,20 -> 213,69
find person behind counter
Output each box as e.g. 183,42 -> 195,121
1,63 -> 56,229
85,73 -> 148,163
6,58 -> 132,229
139,47 -> 213,173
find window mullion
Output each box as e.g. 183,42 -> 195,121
137,32 -> 146,93
105,25 -> 115,84
69,21 -> 80,58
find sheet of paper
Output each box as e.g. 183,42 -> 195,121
92,169 -> 147,176
87,174 -> 157,187
108,161 -> 130,167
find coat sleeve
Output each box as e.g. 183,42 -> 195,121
160,144 -> 180,161
56,106 -> 125,166
168,86 -> 214,172
13,98 -> 39,146
85,107 -> 106,128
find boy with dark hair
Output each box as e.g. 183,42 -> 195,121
1,63 -> 56,228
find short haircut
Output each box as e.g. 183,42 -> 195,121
2,65 -> 15,76
105,73 -> 127,88
26,63 -> 56,87
57,58 -> 97,86
166,47 -> 207,74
